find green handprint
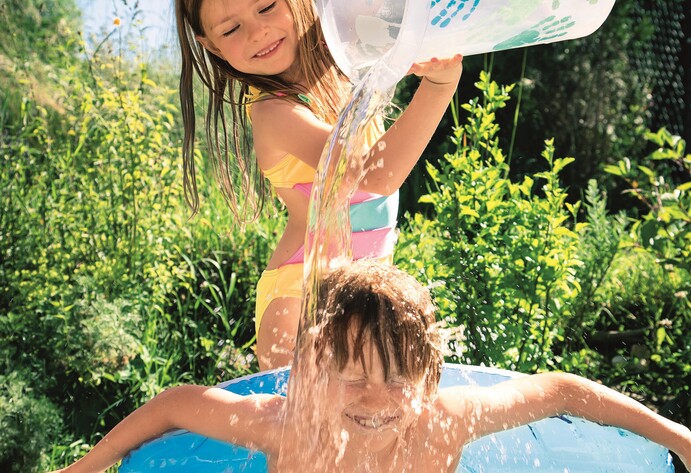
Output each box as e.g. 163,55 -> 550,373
493,15 -> 576,50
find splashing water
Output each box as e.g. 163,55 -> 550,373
275,58 -> 402,471
275,1 -> 619,469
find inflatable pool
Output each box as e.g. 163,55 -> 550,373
119,364 -> 674,472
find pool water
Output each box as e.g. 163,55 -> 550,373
119,364 -> 674,473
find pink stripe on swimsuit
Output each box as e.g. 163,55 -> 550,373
280,183 -> 399,267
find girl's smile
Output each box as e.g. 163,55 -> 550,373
254,38 -> 283,58
198,0 -> 298,78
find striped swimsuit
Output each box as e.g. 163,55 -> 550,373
251,95 -> 399,333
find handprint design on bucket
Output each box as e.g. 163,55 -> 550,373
493,15 -> 576,50
430,0 -> 481,28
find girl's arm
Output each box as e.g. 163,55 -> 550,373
360,55 -> 463,195
49,386 -> 283,473
442,372 -> 690,469
250,56 -> 463,192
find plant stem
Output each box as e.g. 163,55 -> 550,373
508,49 -> 528,169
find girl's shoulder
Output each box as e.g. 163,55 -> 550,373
247,88 -> 310,128
246,87 -> 332,169
250,95 -> 301,120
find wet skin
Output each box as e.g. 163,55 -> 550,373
323,341 -> 423,459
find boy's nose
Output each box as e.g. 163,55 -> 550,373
361,383 -> 389,407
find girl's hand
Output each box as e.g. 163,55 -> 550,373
408,54 -> 463,86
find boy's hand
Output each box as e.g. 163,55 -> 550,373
408,54 -> 463,86
679,438 -> 690,471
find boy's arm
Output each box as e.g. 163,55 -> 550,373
51,386 -> 283,473
442,372 -> 690,468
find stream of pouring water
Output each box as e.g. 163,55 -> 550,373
275,59 -> 402,471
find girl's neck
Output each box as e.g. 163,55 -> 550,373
277,62 -> 305,88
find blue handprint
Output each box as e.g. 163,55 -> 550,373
431,0 -> 481,28
493,15 -> 576,50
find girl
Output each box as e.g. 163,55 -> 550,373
176,0 -> 463,369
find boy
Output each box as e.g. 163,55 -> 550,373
51,261 -> 690,473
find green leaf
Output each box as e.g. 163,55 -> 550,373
460,207 -> 480,218
552,157 -> 575,174
604,164 -> 622,176
639,219 -> 659,247
637,165 -> 655,178
656,327 -> 667,349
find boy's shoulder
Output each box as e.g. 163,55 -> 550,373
408,389 -> 472,463
233,392 -> 286,456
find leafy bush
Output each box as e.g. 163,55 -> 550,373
601,128 -> 691,426
0,371 -> 64,473
397,74 -> 690,437
0,5 -> 280,470
605,128 -> 691,272
561,179 -> 629,354
397,72 -> 583,372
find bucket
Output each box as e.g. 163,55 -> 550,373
316,0 -> 616,85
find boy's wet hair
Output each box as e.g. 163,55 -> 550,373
314,261 -> 442,397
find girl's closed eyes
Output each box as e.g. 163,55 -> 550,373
222,2 -> 279,36
260,1 -> 277,14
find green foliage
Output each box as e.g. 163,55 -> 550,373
563,179 -> 629,352
0,33 -> 187,387
602,128 -> 691,425
0,371 -> 64,473
584,249 -> 690,426
605,128 -> 691,271
398,72 -> 583,372
0,0 -> 82,129
0,0 -> 81,61
0,3 -> 280,470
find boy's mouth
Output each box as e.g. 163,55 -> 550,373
254,39 -> 283,58
345,413 -> 399,430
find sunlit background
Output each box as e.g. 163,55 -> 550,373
77,0 -> 175,56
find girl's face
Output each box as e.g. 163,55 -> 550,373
324,325 -> 424,454
197,0 -> 299,80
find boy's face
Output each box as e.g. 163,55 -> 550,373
324,318 -> 424,452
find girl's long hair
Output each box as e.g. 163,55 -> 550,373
176,0 -> 350,222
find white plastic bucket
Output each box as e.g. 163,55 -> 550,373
316,0 -> 616,84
